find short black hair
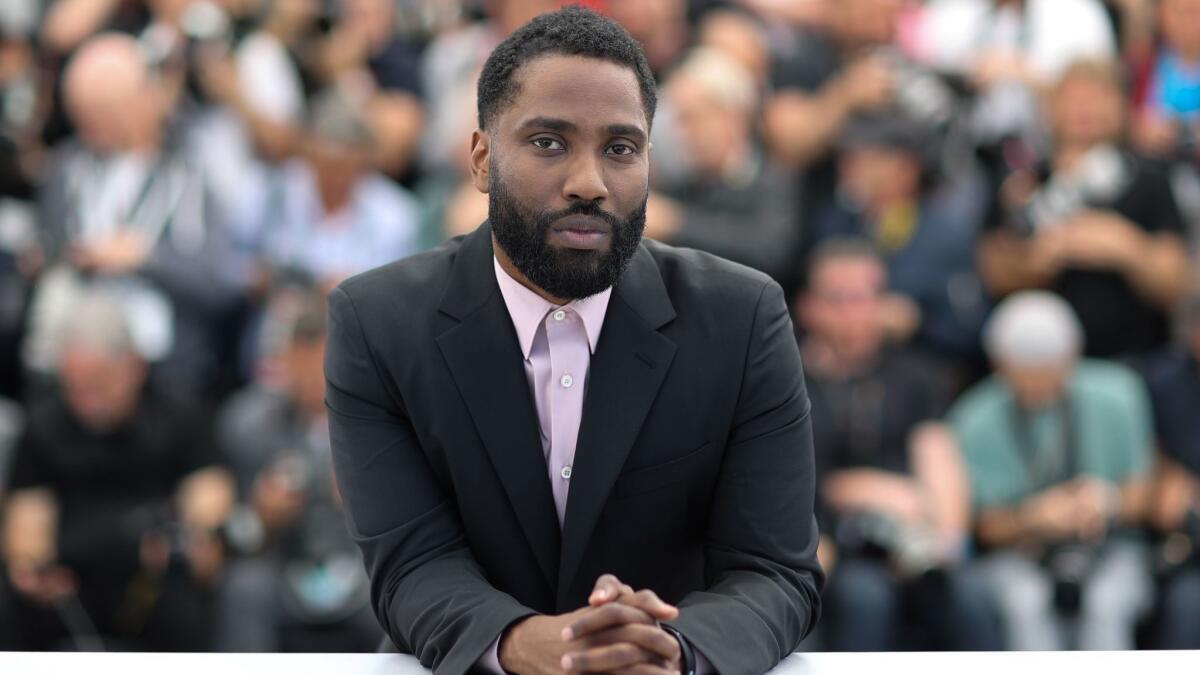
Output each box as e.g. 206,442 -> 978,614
476,6 -> 657,131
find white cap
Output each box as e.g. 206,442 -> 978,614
984,291 -> 1084,367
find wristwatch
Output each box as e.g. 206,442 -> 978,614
661,625 -> 696,675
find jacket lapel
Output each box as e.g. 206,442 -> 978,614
435,224 -> 561,591
557,245 -> 677,606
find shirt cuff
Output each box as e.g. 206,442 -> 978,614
476,635 -> 504,674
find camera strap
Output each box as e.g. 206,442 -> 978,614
1009,396 -> 1079,494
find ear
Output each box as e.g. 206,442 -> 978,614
469,129 -> 490,194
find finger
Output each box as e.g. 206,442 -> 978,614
576,624 -> 681,663
563,603 -> 655,641
563,642 -> 660,673
589,574 -> 633,605
608,665 -> 678,675
615,589 -> 679,621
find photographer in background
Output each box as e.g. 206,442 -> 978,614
1143,294 -> 1200,649
0,290 -> 233,651
645,47 -> 800,284
979,59 -> 1192,359
951,291 -> 1153,650
806,114 -> 991,374
214,287 -> 377,652
799,239 -> 1000,652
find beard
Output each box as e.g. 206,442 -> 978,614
489,173 -> 646,301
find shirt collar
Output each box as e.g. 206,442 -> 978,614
493,255 -> 612,359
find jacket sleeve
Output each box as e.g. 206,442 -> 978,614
665,279 -> 824,675
325,285 -> 534,674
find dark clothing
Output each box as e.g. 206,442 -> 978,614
661,153 -> 801,284
2,382 -> 218,649
9,384 -> 215,578
214,386 -> 374,652
804,349 -> 1000,651
325,223 -> 823,675
1142,349 -> 1200,476
771,28 -> 847,292
807,349 -> 948,484
987,154 -> 1186,357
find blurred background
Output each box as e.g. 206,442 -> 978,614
2,0 -> 1200,655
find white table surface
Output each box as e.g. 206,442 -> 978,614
1,650 -> 1197,675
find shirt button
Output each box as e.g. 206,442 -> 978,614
553,310 -> 566,321
560,374 -> 574,389
561,465 -> 572,480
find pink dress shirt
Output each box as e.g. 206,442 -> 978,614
480,258 -> 709,674
493,256 -> 612,524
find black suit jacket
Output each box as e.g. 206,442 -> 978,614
325,223 -> 823,674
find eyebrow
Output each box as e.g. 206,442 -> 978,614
517,117 -> 648,144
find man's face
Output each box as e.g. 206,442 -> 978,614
668,75 -> 747,177
998,362 -> 1071,410
282,337 -> 327,415
472,54 -> 650,300
839,145 -> 921,207
1052,75 -> 1124,149
802,257 -> 887,363
59,345 -> 147,432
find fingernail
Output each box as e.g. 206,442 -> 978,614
562,627 -> 574,641
562,655 -> 573,670
596,589 -> 608,600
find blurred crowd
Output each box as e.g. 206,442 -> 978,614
1,0 -> 1200,656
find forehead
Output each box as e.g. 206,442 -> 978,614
813,256 -> 884,288
499,54 -> 647,132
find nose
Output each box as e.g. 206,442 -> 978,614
561,152 -> 609,204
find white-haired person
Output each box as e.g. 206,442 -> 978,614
950,291 -> 1154,650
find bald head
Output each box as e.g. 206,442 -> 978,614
64,34 -> 159,153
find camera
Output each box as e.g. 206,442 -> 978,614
1010,144 -> 1133,236
833,511 -> 944,581
1042,540 -> 1101,616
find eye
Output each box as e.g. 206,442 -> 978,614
531,138 -> 565,151
606,143 -> 637,156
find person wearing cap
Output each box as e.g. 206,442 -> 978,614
949,291 -> 1154,650
805,111 -> 991,373
1142,293 -> 1200,648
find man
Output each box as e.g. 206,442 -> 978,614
0,291 -> 233,650
252,87 -> 422,291
979,59 -> 1192,358
28,33 -> 244,399
647,48 -> 800,285
950,292 -> 1153,650
798,239 -> 998,652
807,114 -> 991,367
325,8 -> 822,675
216,289 -> 379,652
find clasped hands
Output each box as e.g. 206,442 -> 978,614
499,574 -> 684,675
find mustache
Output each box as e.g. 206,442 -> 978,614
536,201 -> 624,231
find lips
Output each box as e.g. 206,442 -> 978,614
549,214 -> 612,250
551,214 -> 611,235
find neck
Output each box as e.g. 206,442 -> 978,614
318,181 -> 354,215
492,235 -> 571,306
